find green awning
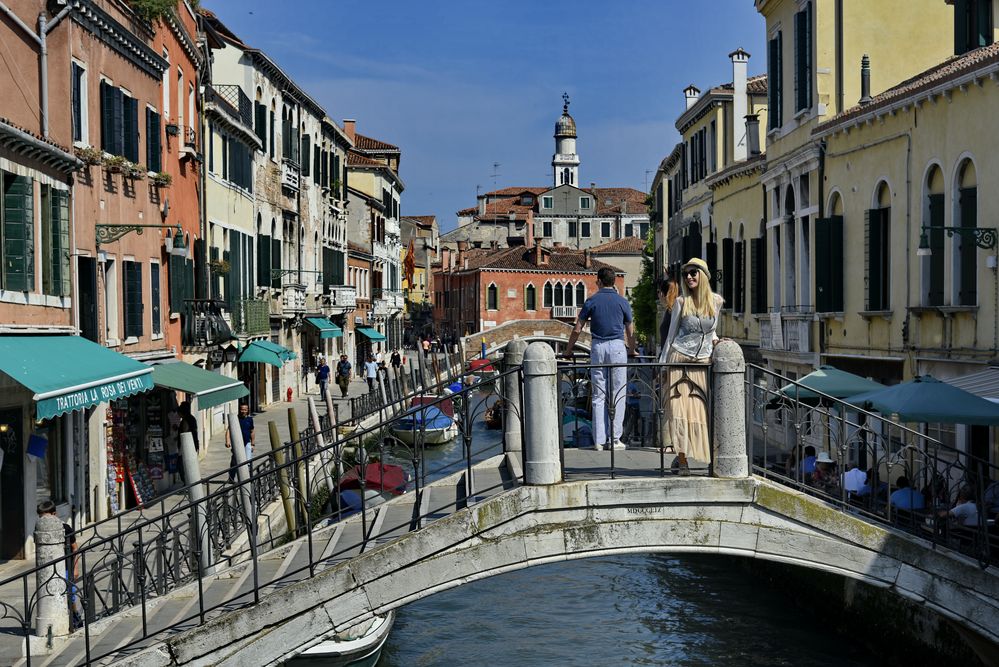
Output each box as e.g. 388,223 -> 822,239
0,335 -> 154,420
778,366 -> 885,403
150,362 -> 249,411
238,340 -> 296,368
305,317 -> 342,339
357,327 -> 386,341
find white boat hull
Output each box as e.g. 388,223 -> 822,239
292,611 -> 395,666
389,423 -> 457,445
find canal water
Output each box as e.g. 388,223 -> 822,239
376,554 -> 877,667
373,386 -> 876,666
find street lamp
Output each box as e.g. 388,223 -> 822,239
95,222 -> 186,250
917,224 -> 997,257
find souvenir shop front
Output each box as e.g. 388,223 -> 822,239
0,336 -> 154,560
104,361 -> 250,512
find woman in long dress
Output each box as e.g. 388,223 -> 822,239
661,258 -> 722,464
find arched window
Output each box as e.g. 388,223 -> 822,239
866,181 -> 891,311
486,283 -> 498,310
553,281 -> 564,307
525,284 -> 537,311
543,281 -> 553,308
575,282 -> 585,306
955,159 -> 978,306
563,283 -> 573,306
922,166 -> 945,306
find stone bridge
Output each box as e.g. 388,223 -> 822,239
463,319 -> 591,359
126,475 -> 999,666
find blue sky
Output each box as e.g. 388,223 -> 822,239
203,1 -> 766,230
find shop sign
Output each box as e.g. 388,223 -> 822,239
43,373 -> 155,420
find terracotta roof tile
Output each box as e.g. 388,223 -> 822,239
463,246 -> 622,274
0,116 -> 73,154
484,186 -> 549,196
402,215 -> 436,227
586,187 -> 648,215
816,44 -> 999,132
354,133 -> 399,151
591,237 -> 645,254
456,206 -> 478,216
347,150 -> 384,168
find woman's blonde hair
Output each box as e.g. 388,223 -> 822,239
680,268 -> 720,318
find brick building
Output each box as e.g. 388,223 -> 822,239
432,241 -> 624,340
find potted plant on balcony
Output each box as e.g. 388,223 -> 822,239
124,162 -> 147,180
75,146 -> 103,167
209,258 -> 231,275
151,171 -> 173,187
102,154 -> 127,173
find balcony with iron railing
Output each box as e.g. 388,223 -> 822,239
181,300 -> 233,348
205,84 -> 253,128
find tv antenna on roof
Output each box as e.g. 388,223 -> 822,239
645,169 -> 652,191
491,162 -> 501,188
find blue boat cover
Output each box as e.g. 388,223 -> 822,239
396,405 -> 454,431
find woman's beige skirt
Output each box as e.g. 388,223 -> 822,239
663,349 -> 711,464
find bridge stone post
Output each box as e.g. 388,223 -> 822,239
522,342 -> 561,485
33,512 -> 69,639
711,339 -> 748,478
503,339 -> 527,453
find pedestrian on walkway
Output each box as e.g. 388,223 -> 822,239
662,258 -> 722,464
365,355 -> 379,393
622,372 -> 642,444
422,338 -> 431,356
565,266 -> 636,451
336,355 -> 352,398
391,348 -> 402,370
225,403 -> 254,482
316,357 -> 331,400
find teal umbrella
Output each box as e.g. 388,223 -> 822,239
778,365 -> 885,403
846,375 -> 999,425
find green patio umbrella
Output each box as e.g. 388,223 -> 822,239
846,375 -> 999,425
776,365 -> 885,404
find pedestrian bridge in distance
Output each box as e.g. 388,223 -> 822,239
463,318 -> 591,358
121,468 -> 999,667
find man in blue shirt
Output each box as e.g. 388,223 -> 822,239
889,476 -> 925,511
565,267 -> 636,451
225,403 -> 254,482
316,357 -> 330,400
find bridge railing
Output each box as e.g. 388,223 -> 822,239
746,363 -> 999,568
0,354 -> 522,666
556,354 -> 714,480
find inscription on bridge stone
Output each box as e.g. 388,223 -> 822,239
627,506 -> 666,515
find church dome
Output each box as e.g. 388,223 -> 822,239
555,111 -> 576,138
554,94 -> 576,138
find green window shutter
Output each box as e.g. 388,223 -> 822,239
123,96 -> 138,163
3,173 -> 34,292
814,217 -> 830,312
955,0 -> 969,54
794,6 -> 810,112
257,233 -> 270,287
977,0 -> 992,47
959,187 -> 978,306
112,87 -> 124,156
734,240 -> 745,314
301,135 -> 311,177
150,262 -> 161,335
124,261 -> 143,338
750,238 -> 760,314
866,209 -> 888,311
269,110 -> 275,157
100,81 -> 113,152
829,215 -> 844,312
169,253 -> 182,313
271,239 -> 282,288
51,189 -> 70,297
222,248 -> 233,310
706,241 -> 718,291
721,238 -> 734,305
928,193 -> 945,306
254,102 -> 266,146
146,109 -> 161,172
209,245 -> 219,300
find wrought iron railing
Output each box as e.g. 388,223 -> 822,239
207,84 -> 253,128
746,363 -> 999,567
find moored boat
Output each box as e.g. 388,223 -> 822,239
290,611 -> 395,666
389,397 -> 458,445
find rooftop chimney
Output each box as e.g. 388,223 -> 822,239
730,48 -> 750,162
584,248 -> 592,269
590,182 -> 596,191
343,119 -> 356,142
745,114 -> 761,156
684,84 -> 701,110
859,55 -> 872,106
457,240 -> 468,271
525,209 -> 535,245
534,237 -> 544,266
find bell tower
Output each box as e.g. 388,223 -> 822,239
552,93 -> 579,187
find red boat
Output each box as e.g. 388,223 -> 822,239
338,462 -> 407,495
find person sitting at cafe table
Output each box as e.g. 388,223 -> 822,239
809,452 -> 839,493
889,476 -> 926,511
939,486 -> 979,527
855,468 -> 888,501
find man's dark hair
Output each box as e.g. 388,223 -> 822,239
597,267 -> 616,287
895,476 -> 910,489
804,445 -> 816,456
37,500 -> 56,515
